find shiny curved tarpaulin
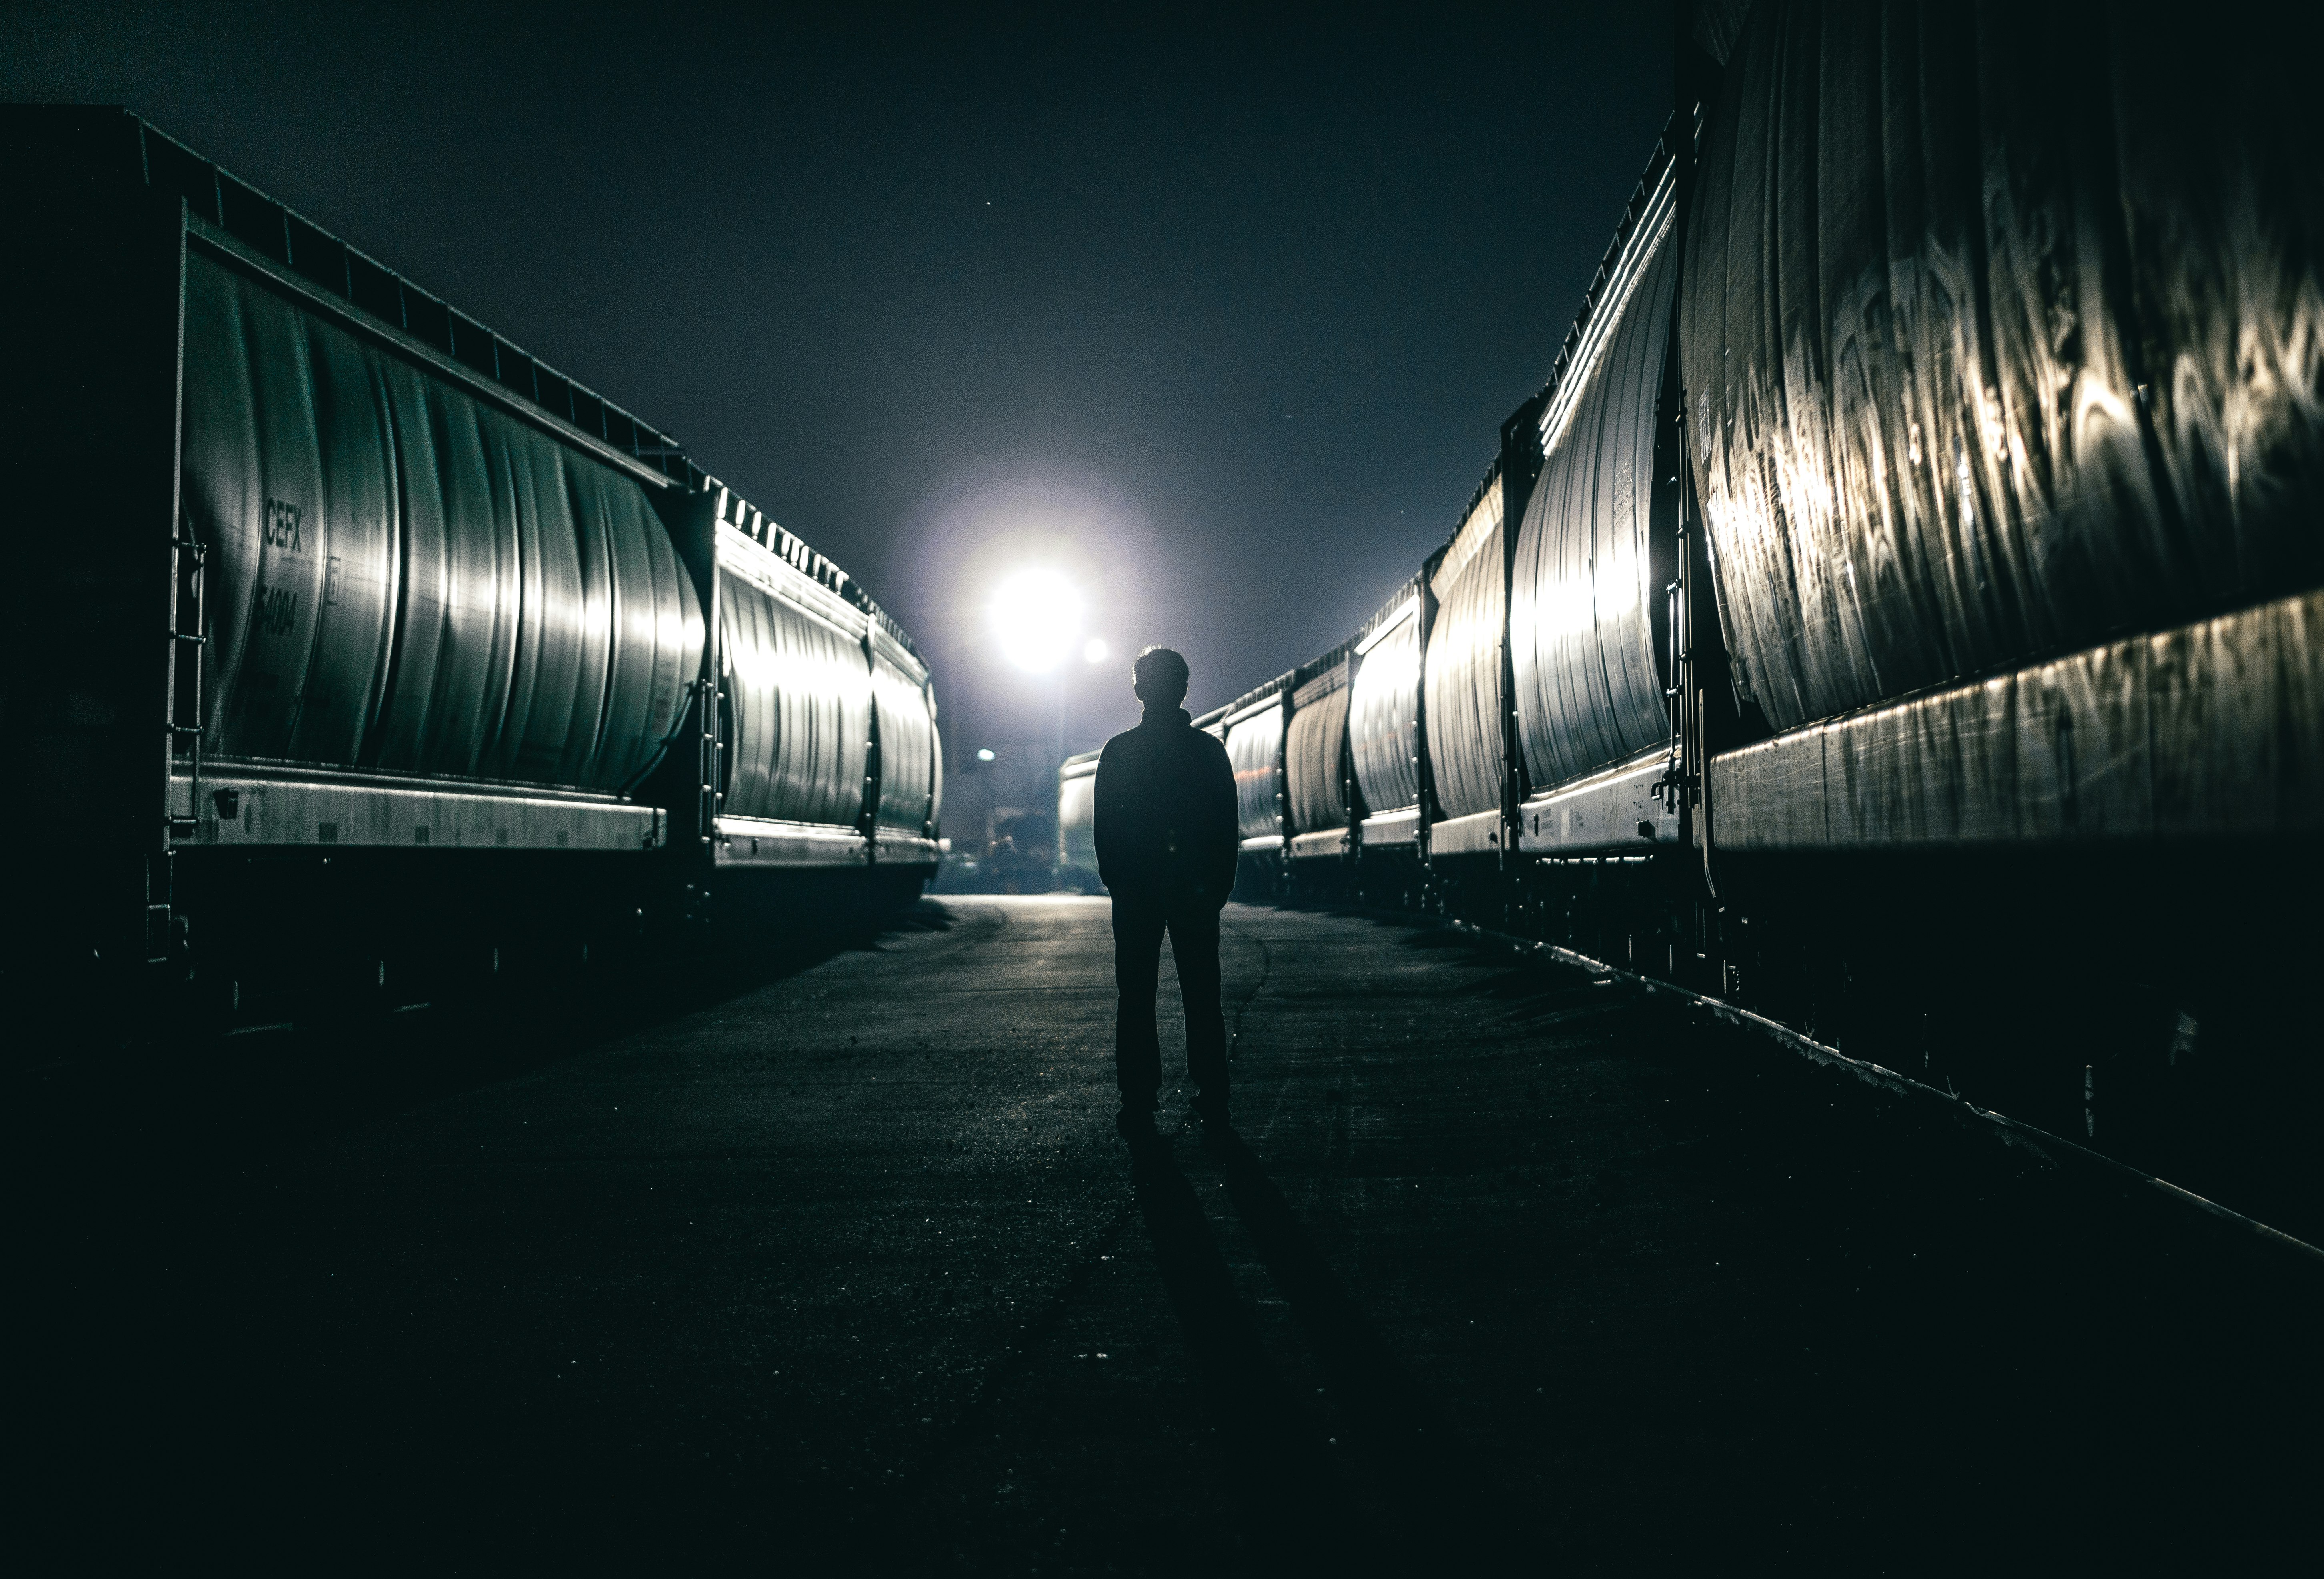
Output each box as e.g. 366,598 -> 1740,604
1348,588 -> 1424,816
1285,662 -> 1354,833
1685,0 -> 2324,734
1423,478 -> 1506,820
181,252 -> 702,791
1226,700 -> 1285,842
718,553 -> 872,828
1512,174 -> 1680,794
872,628 -> 937,836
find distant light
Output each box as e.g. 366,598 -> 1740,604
1082,638 -> 1109,665
976,748 -> 996,762
990,568 -> 1083,673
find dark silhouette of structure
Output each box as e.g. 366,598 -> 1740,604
1094,647 -> 1238,1142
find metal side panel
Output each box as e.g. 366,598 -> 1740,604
717,531 -> 874,829
1058,768 -> 1098,866
1515,750 -> 1677,855
1513,172 -> 1681,792
1824,675 -> 2021,845
2149,596 -> 2288,840
715,815 -> 869,868
1360,807 -> 1423,846
1225,700 -> 1286,842
1429,808 -> 1503,858
1708,588 -> 2324,849
1708,728 -> 1829,852
1349,611 -> 1422,815
1285,666 -> 1353,832
2016,635 -> 2152,840
873,834 -> 940,867
2279,592 -> 2324,833
1288,829 -> 1349,861
174,772 -> 657,850
1422,480 -> 1506,820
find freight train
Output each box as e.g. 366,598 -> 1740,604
3,106 -> 942,1030
1062,2 -> 2324,1222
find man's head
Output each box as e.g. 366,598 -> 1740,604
1132,645 -> 1190,707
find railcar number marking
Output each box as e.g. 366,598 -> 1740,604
254,584 -> 299,636
263,497 -> 303,552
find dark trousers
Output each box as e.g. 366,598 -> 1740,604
1111,892 -> 1228,1115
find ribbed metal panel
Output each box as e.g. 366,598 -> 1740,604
179,251 -> 701,794
1511,169 -> 1680,792
1348,582 -> 1424,815
871,627 -> 935,836
1226,699 -> 1286,842
1286,660 -> 1354,832
1057,754 -> 1098,867
1422,476 -> 1506,820
717,533 -> 872,828
1684,1 -> 2324,734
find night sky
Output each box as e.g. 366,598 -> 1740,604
6,2 -> 1672,755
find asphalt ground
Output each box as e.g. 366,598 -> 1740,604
17,896 -> 2320,1571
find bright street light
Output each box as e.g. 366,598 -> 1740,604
990,568 -> 1083,673
1083,638 -> 1109,665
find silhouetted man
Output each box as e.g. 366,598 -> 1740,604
1094,646 -> 1238,1148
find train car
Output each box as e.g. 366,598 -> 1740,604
1090,0 -> 2324,1220
1342,569 -> 1438,907
1281,637 -> 1360,888
2,107 -> 940,1029
1056,751 -> 1100,890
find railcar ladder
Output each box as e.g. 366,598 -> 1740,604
153,528 -> 208,962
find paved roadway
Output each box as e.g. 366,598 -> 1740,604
20,897 -> 2321,1570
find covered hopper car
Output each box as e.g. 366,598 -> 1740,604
1068,1 -> 2324,1220
2,107 -> 942,1028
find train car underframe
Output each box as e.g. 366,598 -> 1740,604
1384,838 -> 2324,1236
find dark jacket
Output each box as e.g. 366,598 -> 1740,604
1093,705 -> 1238,906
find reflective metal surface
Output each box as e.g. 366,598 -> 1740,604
714,814 -> 872,868
1058,754 -> 1099,868
717,529 -> 872,829
1708,588 -> 2324,848
872,628 -> 937,838
171,768 -> 659,851
1683,2 -> 2324,733
1285,661 -> 1354,833
1422,477 -> 1506,820
1515,750 -> 1675,856
180,252 -> 703,792
1348,583 -> 1424,815
1511,169 -> 1679,792
1225,699 -> 1285,843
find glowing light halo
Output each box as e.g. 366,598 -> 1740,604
990,567 -> 1085,673
1082,638 -> 1109,665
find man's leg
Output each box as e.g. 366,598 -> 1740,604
1169,901 -> 1228,1120
1112,897 -> 1167,1122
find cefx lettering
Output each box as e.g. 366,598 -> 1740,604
263,497 -> 303,552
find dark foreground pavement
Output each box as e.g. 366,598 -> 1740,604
18,897 -> 2321,1571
